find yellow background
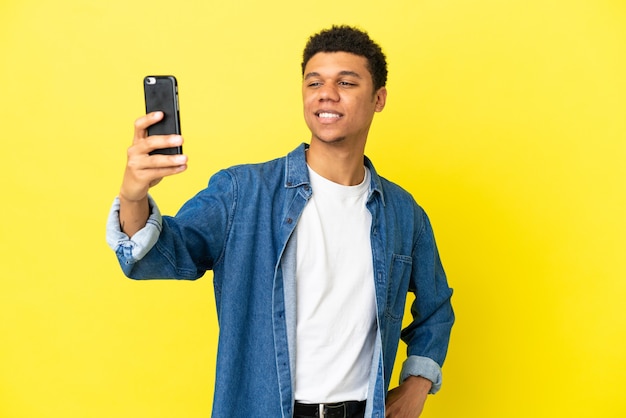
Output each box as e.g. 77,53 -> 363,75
2,0 -> 625,416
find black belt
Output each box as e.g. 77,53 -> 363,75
293,400 -> 366,418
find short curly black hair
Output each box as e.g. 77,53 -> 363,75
301,25 -> 388,91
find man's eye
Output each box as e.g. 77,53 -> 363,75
339,81 -> 356,87
308,81 -> 322,87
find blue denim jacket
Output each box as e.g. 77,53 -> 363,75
106,143 -> 454,418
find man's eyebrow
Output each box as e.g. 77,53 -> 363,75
339,70 -> 362,78
304,70 -> 363,80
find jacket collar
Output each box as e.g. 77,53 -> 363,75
284,143 -> 385,206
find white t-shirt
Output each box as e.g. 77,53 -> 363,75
294,165 -> 377,403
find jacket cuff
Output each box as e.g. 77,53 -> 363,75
105,195 -> 162,262
400,355 -> 443,394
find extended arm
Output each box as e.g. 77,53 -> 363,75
119,112 -> 187,237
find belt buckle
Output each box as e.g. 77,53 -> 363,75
319,403 -> 347,418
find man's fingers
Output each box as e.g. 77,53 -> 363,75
142,163 -> 188,189
147,134 -> 184,154
121,154 -> 187,202
131,112 -> 184,155
143,164 -> 187,186
155,153 -> 188,169
127,152 -> 188,172
129,133 -> 184,157
133,111 -> 164,143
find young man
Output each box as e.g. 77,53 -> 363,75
107,25 -> 454,418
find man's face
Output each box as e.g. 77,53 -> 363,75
302,52 -> 386,146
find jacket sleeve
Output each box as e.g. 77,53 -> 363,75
105,170 -> 236,280
399,211 -> 454,394
106,194 -> 162,266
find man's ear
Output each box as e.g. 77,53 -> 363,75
374,87 -> 387,112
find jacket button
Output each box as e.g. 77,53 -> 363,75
286,218 -> 293,224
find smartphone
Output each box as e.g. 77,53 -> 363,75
144,75 -> 182,155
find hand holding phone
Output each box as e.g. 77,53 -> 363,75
144,75 -> 182,155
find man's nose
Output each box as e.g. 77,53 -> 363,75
318,83 -> 339,101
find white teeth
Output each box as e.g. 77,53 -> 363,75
318,112 -> 341,118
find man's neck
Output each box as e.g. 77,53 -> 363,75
306,139 -> 366,186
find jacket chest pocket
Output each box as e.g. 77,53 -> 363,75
384,254 -> 413,322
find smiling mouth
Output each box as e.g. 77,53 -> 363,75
316,111 -> 343,120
